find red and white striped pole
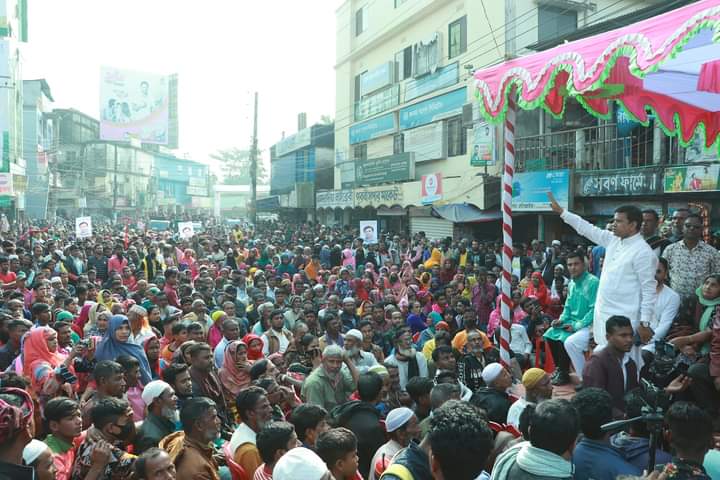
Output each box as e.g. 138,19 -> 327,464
499,94 -> 516,368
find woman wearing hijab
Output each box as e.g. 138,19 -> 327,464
424,247 -> 442,270
243,333 -> 265,361
406,302 -> 427,336
97,290 -> 114,310
23,327 -> 76,403
208,311 -> 227,350
438,259 -> 457,285
524,271 -> 551,309
417,311 -> 443,349
219,340 -> 251,423
73,302 -> 95,338
341,248 -> 355,269
143,336 -> 167,380
95,315 -> 153,385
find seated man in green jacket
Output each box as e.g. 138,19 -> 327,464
543,251 -> 598,386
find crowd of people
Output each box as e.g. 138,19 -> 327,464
0,202 -> 718,480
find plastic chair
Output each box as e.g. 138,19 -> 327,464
222,442 -> 247,480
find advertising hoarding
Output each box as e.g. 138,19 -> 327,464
664,165 -> 720,192
512,169 -> 570,212
100,67 -> 172,144
399,87 -> 466,130
354,153 -> 414,186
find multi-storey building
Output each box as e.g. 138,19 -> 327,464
326,0 -> 707,240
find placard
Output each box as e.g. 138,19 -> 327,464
75,216 -> 92,238
359,220 -> 378,244
178,221 -> 195,239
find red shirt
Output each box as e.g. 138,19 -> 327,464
0,271 -> 16,285
164,284 -> 180,308
108,256 -> 128,275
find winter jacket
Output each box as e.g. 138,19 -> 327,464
379,441 -> 432,480
610,431 -> 672,472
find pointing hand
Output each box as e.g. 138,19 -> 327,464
547,192 -> 563,214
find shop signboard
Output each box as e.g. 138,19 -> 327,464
360,62 -> 394,96
577,167 -> 662,197
354,186 -> 404,208
274,127 -> 312,157
349,113 -> 397,145
512,169 -> 570,212
399,87 -> 466,130
404,62 -> 459,102
354,153 -> 414,186
355,84 -> 400,121
316,189 -> 355,209
664,164 -> 720,193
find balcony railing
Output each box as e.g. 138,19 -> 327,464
515,123 -> 686,172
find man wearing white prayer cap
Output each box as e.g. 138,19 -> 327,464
136,380 -> 178,453
22,439 -> 57,480
368,407 -> 421,480
470,363 -> 514,424
273,447 -> 331,480
343,328 -> 378,373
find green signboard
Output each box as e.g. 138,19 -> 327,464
1,132 -> 8,173
354,152 -> 415,187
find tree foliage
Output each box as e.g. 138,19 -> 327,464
210,147 -> 268,185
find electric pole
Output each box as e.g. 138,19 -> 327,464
250,91 -> 258,226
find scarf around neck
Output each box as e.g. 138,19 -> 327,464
491,441 -> 572,479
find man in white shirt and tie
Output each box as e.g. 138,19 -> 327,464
547,192 -> 657,374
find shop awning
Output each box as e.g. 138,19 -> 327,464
431,203 -> 503,223
474,0 -> 720,151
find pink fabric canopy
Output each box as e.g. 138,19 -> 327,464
474,0 -> 720,149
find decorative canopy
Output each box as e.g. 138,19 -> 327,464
474,0 -> 720,151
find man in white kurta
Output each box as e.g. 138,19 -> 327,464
548,193 -> 657,374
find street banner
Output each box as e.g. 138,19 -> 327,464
359,220 -> 378,244
0,173 -> 12,195
178,221 -> 194,239
664,165 -> 720,193
421,173 -> 443,204
75,216 -> 92,238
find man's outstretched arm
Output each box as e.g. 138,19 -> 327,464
547,192 -> 614,248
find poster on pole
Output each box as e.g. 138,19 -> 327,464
178,221 -> 195,239
75,216 -> 92,238
359,220 -> 378,244
470,122 -> 495,166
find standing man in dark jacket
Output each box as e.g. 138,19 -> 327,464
330,372 -> 386,480
87,244 -> 109,284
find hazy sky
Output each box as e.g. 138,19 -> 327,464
23,0 -> 342,174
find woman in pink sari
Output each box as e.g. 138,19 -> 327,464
487,293 -> 528,337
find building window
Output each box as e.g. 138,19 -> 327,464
447,116 -> 467,157
393,134 -> 404,154
354,72 -> 364,103
448,16 -> 467,59
355,6 -> 367,37
395,46 -> 413,81
353,143 -> 367,162
394,0 -> 408,7
538,5 -> 577,43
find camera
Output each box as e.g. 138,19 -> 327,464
648,340 -> 693,389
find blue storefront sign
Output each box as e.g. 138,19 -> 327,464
349,113 -> 397,145
512,169 -> 571,212
360,62 -> 394,96
404,62 -> 459,102
399,87 -> 466,130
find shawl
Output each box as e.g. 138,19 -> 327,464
75,302 -> 94,333
218,341 -> 251,397
243,333 -> 265,361
208,311 -> 226,350
95,315 -> 153,385
490,441 -> 572,479
341,248 -> 355,268
423,248 -> 442,270
22,326 -> 66,389
406,313 -> 427,335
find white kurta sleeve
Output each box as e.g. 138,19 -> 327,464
653,288 -> 680,344
560,210 -> 614,247
634,247 -> 658,326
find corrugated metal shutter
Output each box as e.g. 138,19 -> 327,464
410,216 -> 454,241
